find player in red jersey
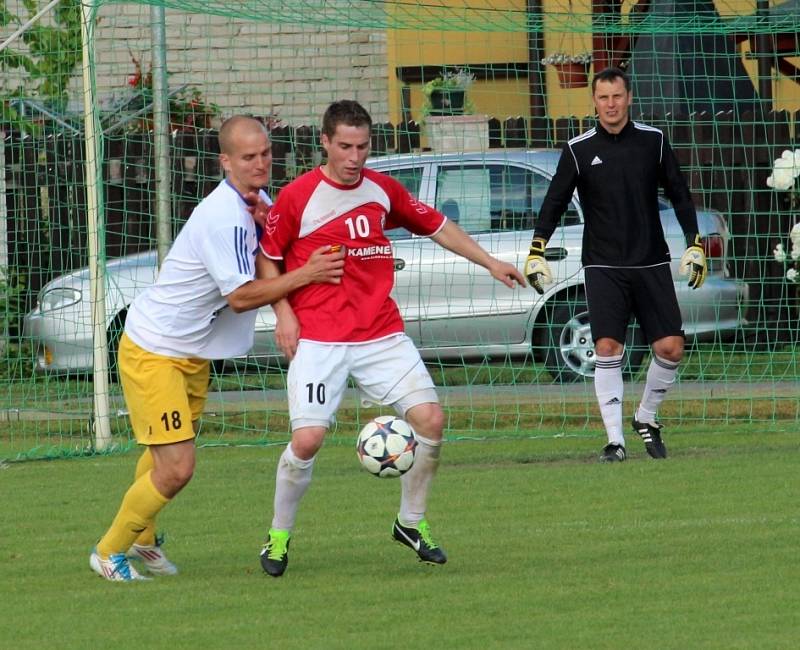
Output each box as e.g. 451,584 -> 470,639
257,100 -> 525,576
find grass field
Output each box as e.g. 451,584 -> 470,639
2,428 -> 798,649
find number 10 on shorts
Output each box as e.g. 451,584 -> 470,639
306,383 -> 326,404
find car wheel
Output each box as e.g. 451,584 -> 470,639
538,297 -> 647,383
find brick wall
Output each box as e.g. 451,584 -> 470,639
88,5 -> 390,125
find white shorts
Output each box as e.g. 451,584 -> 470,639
287,333 -> 438,430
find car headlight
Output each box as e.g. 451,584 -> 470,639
38,288 -> 83,312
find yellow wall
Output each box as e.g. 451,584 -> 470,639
386,0 -> 529,124
540,0 -> 800,118
386,0 -> 799,125
540,0 -> 594,120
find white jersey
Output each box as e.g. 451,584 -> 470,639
125,180 -> 270,359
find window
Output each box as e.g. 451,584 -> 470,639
489,165 -> 536,231
531,169 -> 581,228
435,165 -> 492,231
382,166 -> 424,240
435,163 -> 565,233
383,166 -> 423,197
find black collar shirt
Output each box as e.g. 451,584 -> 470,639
534,119 -> 699,267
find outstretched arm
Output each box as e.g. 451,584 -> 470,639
430,220 -> 526,289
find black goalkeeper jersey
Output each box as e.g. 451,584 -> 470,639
533,119 -> 699,268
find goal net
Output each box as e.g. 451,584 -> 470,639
2,0 -> 799,461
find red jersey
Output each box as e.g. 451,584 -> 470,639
260,166 -> 446,343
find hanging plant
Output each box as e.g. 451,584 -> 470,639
541,52 -> 592,89
540,51 -> 592,66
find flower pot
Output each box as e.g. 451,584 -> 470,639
428,89 -> 466,116
553,62 -> 590,89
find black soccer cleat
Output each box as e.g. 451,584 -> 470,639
632,418 -> 667,459
599,443 -> 626,463
259,529 -> 290,577
392,518 -> 447,565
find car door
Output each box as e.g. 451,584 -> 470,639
417,161 -> 538,349
375,161 -> 434,344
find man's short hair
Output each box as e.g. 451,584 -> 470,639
218,115 -> 268,154
321,100 -> 372,138
591,67 -> 630,93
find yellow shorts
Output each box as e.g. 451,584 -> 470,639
118,333 -> 210,446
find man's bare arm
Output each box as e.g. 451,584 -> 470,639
225,246 -> 344,313
430,220 -> 526,289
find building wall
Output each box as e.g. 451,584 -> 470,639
384,0 -> 799,125
386,0 -> 530,124
1,0 -> 797,128
86,5 -> 389,126
540,0 -> 799,119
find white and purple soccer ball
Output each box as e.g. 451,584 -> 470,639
356,415 -> 417,478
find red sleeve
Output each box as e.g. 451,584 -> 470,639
365,169 -> 446,236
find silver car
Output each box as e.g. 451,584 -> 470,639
23,150 -> 748,382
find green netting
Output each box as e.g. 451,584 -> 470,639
2,0 -> 800,461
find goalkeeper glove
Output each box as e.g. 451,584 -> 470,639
679,234 -> 707,290
524,238 -> 553,295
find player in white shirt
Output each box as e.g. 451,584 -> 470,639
90,116 -> 345,581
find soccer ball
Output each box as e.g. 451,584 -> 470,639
356,416 -> 417,478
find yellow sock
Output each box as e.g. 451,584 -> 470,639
132,448 -> 157,547
96,470 -> 169,558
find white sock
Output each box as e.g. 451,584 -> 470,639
271,443 -> 315,532
636,354 -> 679,425
594,354 -> 625,446
398,434 -> 442,527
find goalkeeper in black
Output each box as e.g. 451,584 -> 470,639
524,67 -> 707,462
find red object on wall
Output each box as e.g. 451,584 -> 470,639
554,62 -> 590,88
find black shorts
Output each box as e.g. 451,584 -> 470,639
584,264 -> 684,345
